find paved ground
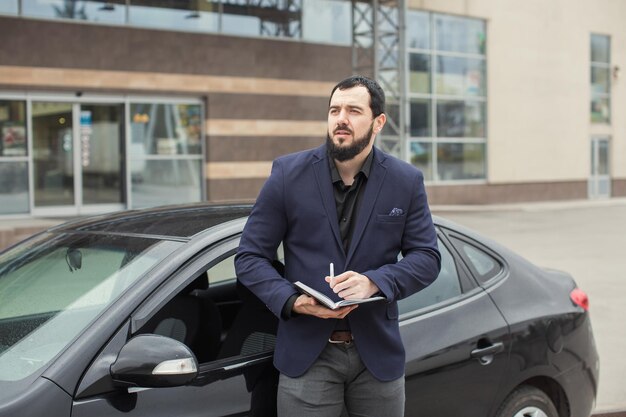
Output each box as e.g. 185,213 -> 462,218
1,199 -> 624,415
433,198 -> 626,414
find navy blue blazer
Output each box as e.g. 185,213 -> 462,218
235,145 -> 441,381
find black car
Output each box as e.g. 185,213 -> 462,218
0,204 -> 598,417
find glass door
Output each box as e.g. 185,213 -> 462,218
79,104 -> 125,209
32,101 -> 125,215
589,137 -> 611,199
32,102 -> 75,210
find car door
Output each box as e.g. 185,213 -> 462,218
72,237 -> 279,417
400,231 -> 511,417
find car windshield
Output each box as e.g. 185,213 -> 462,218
0,232 -> 182,382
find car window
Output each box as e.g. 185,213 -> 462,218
450,237 -> 502,284
398,239 -> 462,314
141,251 -> 278,365
206,254 -> 237,285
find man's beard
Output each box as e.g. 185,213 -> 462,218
326,122 -> 374,162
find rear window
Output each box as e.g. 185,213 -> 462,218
450,237 -> 502,284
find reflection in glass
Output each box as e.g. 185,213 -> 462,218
0,162 -> 29,214
436,100 -> 485,137
130,103 -> 202,156
22,0 -> 126,23
409,53 -> 430,94
435,14 -> 485,55
0,1 -> 18,14
221,0 -> 302,39
0,100 -> 27,157
409,141 -> 432,181
591,67 -> 610,94
436,56 -> 485,96
590,34 -> 610,63
80,104 -> 124,205
129,0 -> 218,33
32,102 -> 74,207
437,142 -> 485,180
590,96 -> 610,124
302,0 -> 350,45
131,159 -> 202,208
406,11 -> 429,50
410,100 -> 431,137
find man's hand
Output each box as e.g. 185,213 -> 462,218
292,294 -> 357,319
326,271 -> 380,299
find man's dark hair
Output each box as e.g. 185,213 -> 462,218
329,75 -> 386,117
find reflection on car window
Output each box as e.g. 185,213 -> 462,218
0,233 -> 181,382
399,239 -> 461,314
207,254 -> 237,285
451,237 -> 502,283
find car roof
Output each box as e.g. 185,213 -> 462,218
50,203 -> 252,239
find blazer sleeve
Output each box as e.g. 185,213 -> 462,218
362,170 -> 441,302
235,159 -> 299,318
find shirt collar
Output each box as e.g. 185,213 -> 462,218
329,149 -> 374,184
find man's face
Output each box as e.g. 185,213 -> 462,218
326,86 -> 385,162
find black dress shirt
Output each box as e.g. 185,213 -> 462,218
282,150 -> 373,320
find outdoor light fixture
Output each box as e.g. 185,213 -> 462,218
613,65 -> 620,81
99,2 -> 115,11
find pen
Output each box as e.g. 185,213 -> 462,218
330,262 -> 334,285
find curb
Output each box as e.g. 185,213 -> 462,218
593,412 -> 626,417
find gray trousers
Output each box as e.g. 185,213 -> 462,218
277,342 -> 405,417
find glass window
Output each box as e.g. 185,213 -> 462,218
590,34 -> 611,124
0,100 -> 27,157
409,141 -> 432,181
129,102 -> 203,209
437,142 -> 485,181
0,162 -> 29,215
409,53 -> 431,94
221,0 -> 301,39
410,99 -> 431,137
436,56 -> 486,96
406,11 -> 487,183
129,0 -> 218,33
591,34 -> 610,63
450,237 -> 502,284
591,97 -> 610,124
0,1 -> 18,14
302,0 -> 350,45
406,11 -> 429,50
0,99 -> 28,214
435,14 -> 486,55
399,239 -> 461,314
22,0 -> 126,24
436,100 -> 485,138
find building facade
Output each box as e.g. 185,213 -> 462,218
1,0 -> 625,218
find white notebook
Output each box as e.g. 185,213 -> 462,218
294,281 -> 385,310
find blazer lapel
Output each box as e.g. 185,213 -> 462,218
346,148 -> 387,265
312,148 -> 344,253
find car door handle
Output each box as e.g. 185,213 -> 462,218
470,342 -> 504,365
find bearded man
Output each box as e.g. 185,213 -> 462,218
235,75 -> 441,417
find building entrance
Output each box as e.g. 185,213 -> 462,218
588,137 -> 611,199
32,101 -> 125,215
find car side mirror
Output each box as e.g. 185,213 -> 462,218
110,334 -> 198,388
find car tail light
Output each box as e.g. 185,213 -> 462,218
570,288 -> 589,311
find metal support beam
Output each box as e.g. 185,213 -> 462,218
352,0 -> 406,159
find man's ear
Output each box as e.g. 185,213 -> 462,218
374,113 -> 387,133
